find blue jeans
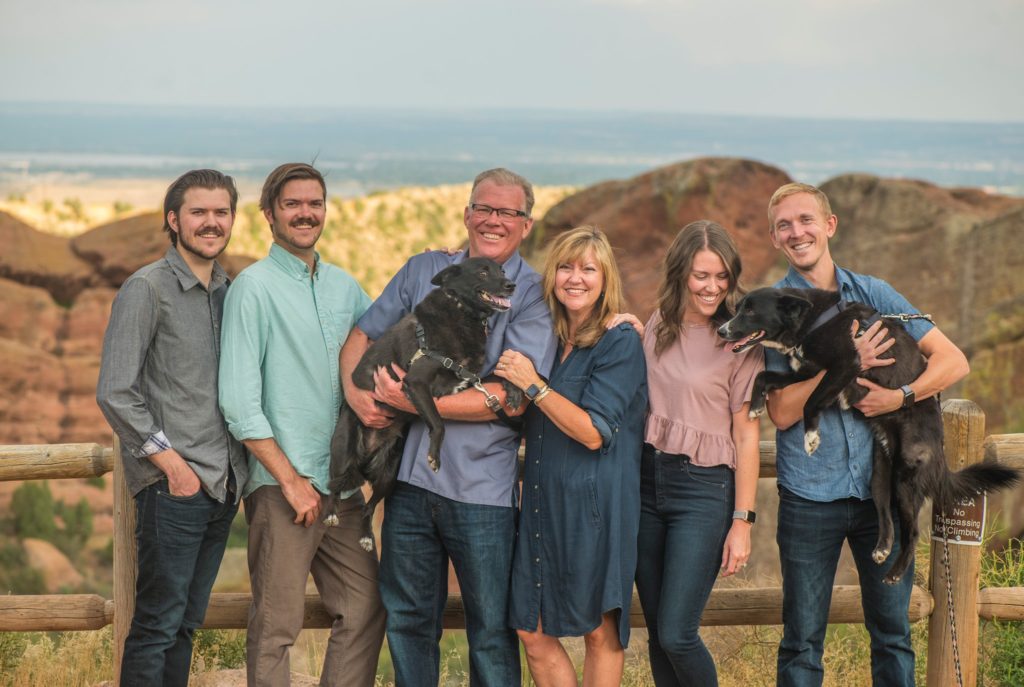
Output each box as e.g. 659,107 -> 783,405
120,478 -> 238,687
379,482 -> 520,687
634,446 -> 734,687
776,486 -> 915,687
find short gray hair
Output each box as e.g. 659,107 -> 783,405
470,168 -> 535,216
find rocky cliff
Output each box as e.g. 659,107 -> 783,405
528,157 -> 792,317
0,210 -> 253,445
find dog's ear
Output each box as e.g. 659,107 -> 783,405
778,293 -> 813,326
431,263 -> 462,287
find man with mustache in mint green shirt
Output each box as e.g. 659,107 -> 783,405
219,163 -> 384,687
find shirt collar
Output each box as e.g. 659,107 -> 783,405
268,242 -> 320,280
781,264 -> 854,296
458,250 -> 525,279
164,245 -> 229,292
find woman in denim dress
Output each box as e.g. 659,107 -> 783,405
497,226 -> 647,687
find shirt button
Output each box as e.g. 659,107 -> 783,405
533,484 -> 538,490
536,582 -> 542,588
535,557 -> 540,563
535,533 -> 540,538
535,460 -> 539,465
533,508 -> 539,513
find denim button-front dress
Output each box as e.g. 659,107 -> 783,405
508,324 -> 648,648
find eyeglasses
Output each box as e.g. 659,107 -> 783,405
469,203 -> 529,221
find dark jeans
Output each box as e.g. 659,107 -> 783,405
634,445 -> 734,687
120,478 -> 237,687
379,481 -> 520,687
776,486 -> 915,687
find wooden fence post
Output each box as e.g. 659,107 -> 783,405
112,437 -> 137,685
927,399 -> 985,686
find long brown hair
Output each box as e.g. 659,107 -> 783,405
542,226 -> 625,349
653,220 -> 745,356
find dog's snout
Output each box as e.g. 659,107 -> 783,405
717,323 -> 730,338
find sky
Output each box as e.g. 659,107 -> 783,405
2,0 -> 1023,123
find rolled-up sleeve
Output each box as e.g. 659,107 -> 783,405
580,326 -> 647,450
96,277 -> 161,458
219,274 -> 274,441
358,258 -> 415,339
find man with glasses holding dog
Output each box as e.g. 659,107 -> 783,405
763,182 -> 969,686
341,168 -> 558,686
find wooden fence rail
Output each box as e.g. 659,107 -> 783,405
1,399 -> 1023,686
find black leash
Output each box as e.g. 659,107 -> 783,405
412,322 -> 523,431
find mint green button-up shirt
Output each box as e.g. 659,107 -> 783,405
219,243 -> 371,497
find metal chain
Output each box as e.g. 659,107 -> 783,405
880,313 -> 935,323
940,507 -> 965,687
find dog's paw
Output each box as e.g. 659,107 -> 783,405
748,405 -> 766,420
804,430 -> 820,455
872,547 -> 891,565
323,513 -> 340,527
428,454 -> 440,472
358,536 -> 375,552
504,383 -> 523,412
883,572 -> 903,586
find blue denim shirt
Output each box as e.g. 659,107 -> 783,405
768,265 -> 933,502
358,250 -> 557,507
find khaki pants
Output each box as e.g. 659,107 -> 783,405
245,486 -> 385,687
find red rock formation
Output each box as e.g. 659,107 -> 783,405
822,174 -> 1024,431
529,158 -> 791,317
0,210 -> 96,304
72,212 -> 254,284
22,538 -> 84,592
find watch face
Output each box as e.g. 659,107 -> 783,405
525,384 -> 540,400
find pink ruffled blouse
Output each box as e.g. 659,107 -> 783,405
642,311 -> 764,469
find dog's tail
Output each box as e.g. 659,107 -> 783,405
937,462 -> 1021,509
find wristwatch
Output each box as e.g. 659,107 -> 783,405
525,383 -> 549,401
732,510 -> 756,524
899,384 -> 916,409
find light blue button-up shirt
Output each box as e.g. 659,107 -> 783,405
768,265 -> 933,502
358,250 -> 557,508
219,243 -> 371,497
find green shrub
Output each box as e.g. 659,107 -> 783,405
11,481 -> 56,540
0,631 -> 30,676
192,629 -> 246,671
226,510 -> 248,549
980,542 -> 1024,686
0,542 -> 46,595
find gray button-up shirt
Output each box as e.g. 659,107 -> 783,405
97,246 -> 247,501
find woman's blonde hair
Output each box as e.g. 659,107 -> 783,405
653,220 -> 745,356
541,226 -> 625,349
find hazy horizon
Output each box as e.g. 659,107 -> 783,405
4,0 -> 1022,124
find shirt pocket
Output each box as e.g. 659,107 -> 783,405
555,375 -> 589,404
327,309 -> 356,346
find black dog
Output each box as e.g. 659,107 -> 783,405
718,287 -> 1019,583
324,257 -> 522,550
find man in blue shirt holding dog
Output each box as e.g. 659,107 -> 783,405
341,168 -> 558,686
764,182 -> 969,686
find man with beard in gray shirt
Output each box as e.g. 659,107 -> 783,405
97,169 -> 248,687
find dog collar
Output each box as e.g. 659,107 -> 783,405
807,298 -> 848,334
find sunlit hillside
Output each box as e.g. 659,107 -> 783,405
2,183 -> 575,298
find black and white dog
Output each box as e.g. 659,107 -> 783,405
324,257 -> 522,550
718,287 -> 1019,583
